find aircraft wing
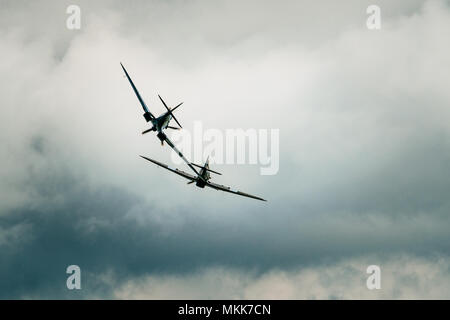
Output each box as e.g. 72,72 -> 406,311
140,156 -> 197,181
163,135 -> 201,177
120,62 -> 155,120
205,181 -> 267,202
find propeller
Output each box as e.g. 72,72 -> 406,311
158,95 -> 183,128
187,180 -> 195,184
191,163 -> 222,175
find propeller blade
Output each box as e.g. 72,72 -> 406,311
171,102 -> 183,112
158,94 -> 170,111
187,180 -> 195,184
158,95 -> 182,128
167,126 -> 180,130
142,126 -> 155,134
191,163 -> 222,175
171,114 -> 182,129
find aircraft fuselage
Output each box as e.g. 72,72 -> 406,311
195,161 -> 211,188
195,179 -> 206,188
143,112 -> 173,141
153,113 -> 172,132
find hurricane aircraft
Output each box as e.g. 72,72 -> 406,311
140,155 -> 267,201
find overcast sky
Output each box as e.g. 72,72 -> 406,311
1,0 -> 450,299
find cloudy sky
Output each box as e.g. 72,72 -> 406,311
1,0 -> 450,299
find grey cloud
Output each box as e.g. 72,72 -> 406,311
1,0 -> 450,299
1,140 -> 449,298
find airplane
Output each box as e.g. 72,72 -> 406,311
140,155 -> 267,201
120,62 -> 183,144
120,62 -> 200,176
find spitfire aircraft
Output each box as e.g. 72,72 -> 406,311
140,155 -> 267,201
121,62 -> 200,175
120,62 -> 182,142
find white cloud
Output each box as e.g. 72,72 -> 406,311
113,254 -> 450,299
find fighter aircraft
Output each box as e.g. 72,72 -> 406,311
140,155 -> 267,201
121,62 -> 200,175
120,62 -> 184,143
